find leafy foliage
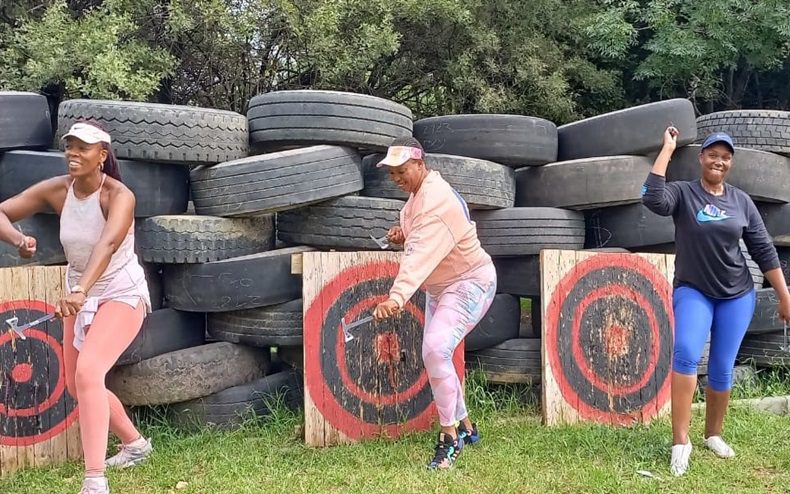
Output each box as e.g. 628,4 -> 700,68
586,0 -> 790,111
1,0 -> 789,120
0,0 -> 174,100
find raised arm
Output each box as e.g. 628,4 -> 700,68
642,127 -> 682,217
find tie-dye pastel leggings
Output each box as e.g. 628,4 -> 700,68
423,262 -> 497,426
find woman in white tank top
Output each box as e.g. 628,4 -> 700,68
0,121 -> 152,494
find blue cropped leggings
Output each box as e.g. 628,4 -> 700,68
672,285 -> 756,392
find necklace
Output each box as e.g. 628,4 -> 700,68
73,172 -> 105,200
700,179 -> 724,196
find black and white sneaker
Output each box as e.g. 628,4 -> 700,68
457,422 -> 480,446
426,432 -> 463,470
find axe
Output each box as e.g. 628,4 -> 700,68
369,233 -> 389,250
5,314 -> 56,340
340,315 -> 375,342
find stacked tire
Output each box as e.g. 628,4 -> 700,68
0,92 -> 61,267
406,103 -> 697,384
85,98 -> 317,429
555,103 -> 790,377
7,89 -> 785,425
503,100 -> 699,382
407,103 -> 693,385
147,90 -> 417,428
0,95 -> 298,429
244,102 -> 559,387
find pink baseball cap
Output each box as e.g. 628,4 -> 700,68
376,146 -> 424,167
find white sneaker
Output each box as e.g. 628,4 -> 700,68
79,476 -> 109,494
670,442 -> 693,476
105,437 -> 153,468
703,435 -> 735,458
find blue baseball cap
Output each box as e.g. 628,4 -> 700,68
701,132 -> 735,154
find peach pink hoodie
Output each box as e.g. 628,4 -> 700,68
389,170 -> 492,307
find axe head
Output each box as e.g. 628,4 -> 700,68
369,233 -> 389,250
340,317 -> 354,342
4,316 -> 26,340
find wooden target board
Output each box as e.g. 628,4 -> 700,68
0,266 -> 81,476
302,251 -> 463,447
540,250 -> 675,427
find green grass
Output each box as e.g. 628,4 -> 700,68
729,367 -> 790,400
3,374 -> 790,494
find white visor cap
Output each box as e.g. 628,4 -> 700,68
61,122 -> 111,145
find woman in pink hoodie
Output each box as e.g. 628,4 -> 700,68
372,137 -> 497,470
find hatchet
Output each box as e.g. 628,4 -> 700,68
369,233 -> 389,250
5,314 -> 55,340
340,315 -> 375,342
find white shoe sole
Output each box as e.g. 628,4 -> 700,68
106,454 -> 151,469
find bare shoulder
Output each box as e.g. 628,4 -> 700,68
39,175 -> 72,192
104,176 -> 134,200
100,176 -> 135,217
38,176 -> 72,209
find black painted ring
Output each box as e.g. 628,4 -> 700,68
0,306 -> 78,446
556,267 -> 672,414
320,278 -> 431,424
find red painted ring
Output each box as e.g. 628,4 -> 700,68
0,300 -> 79,446
304,261 -> 463,440
335,295 -> 428,406
544,254 -> 673,424
569,285 -> 660,396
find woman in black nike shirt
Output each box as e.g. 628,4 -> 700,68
642,127 -> 790,477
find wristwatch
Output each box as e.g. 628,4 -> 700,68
71,285 -> 86,295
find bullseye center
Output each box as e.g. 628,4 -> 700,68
604,324 -> 630,357
376,332 -> 401,364
11,363 -> 33,383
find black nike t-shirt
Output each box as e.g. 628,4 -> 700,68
642,172 -> 780,299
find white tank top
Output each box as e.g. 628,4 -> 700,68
59,174 -> 151,349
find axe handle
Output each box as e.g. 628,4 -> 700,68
15,313 -> 56,332
343,315 -> 374,332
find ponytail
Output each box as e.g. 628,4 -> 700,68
101,142 -> 123,182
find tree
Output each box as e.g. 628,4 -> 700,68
1,0 -> 627,122
254,0 -> 623,122
0,0 -> 174,106
585,0 -> 790,111
11,0 -> 789,121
